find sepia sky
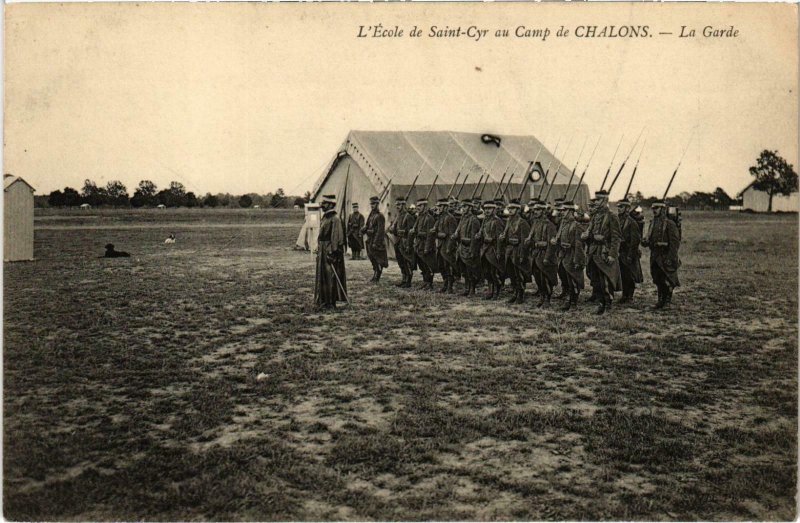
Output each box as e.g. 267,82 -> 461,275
4,2 -> 798,199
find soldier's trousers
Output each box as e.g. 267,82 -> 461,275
417,256 -> 433,283
396,249 -> 411,278
481,258 -> 501,288
620,264 -> 637,298
651,264 -> 674,298
587,259 -> 612,302
532,268 -> 552,297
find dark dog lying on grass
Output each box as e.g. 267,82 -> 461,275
104,244 -> 130,258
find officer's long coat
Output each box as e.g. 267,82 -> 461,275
619,212 -> 643,283
364,208 -> 388,268
398,210 -> 417,269
585,208 -> 623,291
315,210 -> 348,305
647,215 -> 681,287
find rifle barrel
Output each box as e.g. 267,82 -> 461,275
424,174 -> 440,201
599,134 -> 625,191
470,174 -> 485,200
662,131 -> 694,200
455,172 -> 470,199
607,129 -> 646,194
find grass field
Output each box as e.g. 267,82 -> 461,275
3,208 -> 797,520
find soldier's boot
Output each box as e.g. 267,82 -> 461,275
438,277 -> 449,293
469,280 -> 477,296
517,288 -> 526,304
462,278 -> 472,297
652,286 -> 665,309
605,294 -> 612,313
663,287 -> 673,308
483,283 -> 495,300
560,297 -> 572,311
507,285 -> 519,304
541,293 -> 551,308
375,269 -> 382,283
447,277 -> 455,294
594,292 -> 607,314
555,287 -> 568,299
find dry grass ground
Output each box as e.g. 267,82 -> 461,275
4,208 -> 797,521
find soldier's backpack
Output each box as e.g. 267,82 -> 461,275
667,206 -> 682,240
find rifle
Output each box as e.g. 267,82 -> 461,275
500,169 -> 517,201
563,136 -> 589,199
623,140 -> 646,201
543,135 -> 573,203
378,176 -> 394,203
570,136 -> 602,201
599,134 -> 625,191
455,172 -> 470,199
607,127 -> 646,195
492,160 -> 513,199
404,162 -> 425,200
518,143 -> 546,200
470,174 -> 485,200
479,172 -> 492,199
446,157 -> 468,199
424,174 -> 439,202
663,131 -> 695,200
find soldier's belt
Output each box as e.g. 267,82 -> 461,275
534,241 -> 548,248
655,241 -> 668,247
507,239 -> 519,246
437,232 -> 446,239
593,234 -> 606,242
560,242 -> 571,248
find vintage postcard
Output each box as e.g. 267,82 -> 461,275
3,2 -> 798,521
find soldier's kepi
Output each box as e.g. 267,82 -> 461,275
314,194 -> 348,310
642,201 -> 681,309
363,196 -> 388,284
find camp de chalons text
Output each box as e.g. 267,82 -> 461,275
357,24 -> 739,40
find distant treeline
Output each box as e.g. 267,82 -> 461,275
38,179 -> 311,209
37,179 -> 740,211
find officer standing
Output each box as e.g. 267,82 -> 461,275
616,198 -> 643,303
346,203 -> 365,260
363,196 -> 388,283
581,190 -> 622,314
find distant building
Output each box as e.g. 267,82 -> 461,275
4,174 -> 35,262
737,181 -> 799,212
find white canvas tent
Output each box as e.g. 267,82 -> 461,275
296,130 -> 590,255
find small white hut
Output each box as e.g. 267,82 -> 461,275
4,174 -> 35,262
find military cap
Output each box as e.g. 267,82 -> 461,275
651,201 -> 666,208
395,196 -> 407,203
562,200 -> 578,210
482,201 -> 497,209
533,200 -> 547,209
437,198 -> 449,205
594,190 -> 610,199
369,196 -> 380,204
494,199 -> 504,207
416,198 -> 428,205
507,198 -> 521,209
321,194 -> 337,205
616,198 -> 632,207
472,197 -> 482,205
461,198 -> 473,205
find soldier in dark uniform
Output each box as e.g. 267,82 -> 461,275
346,203 -> 365,260
526,200 -> 559,307
478,201 -> 505,300
455,200 -> 482,296
554,201 -> 586,310
642,201 -> 681,309
412,199 -> 438,290
363,196 -> 388,283
434,198 -> 459,293
501,198 -> 531,304
616,198 -> 643,303
397,198 -> 417,288
388,197 -> 410,287
314,195 -> 347,310
550,198 -> 569,298
581,190 -> 622,314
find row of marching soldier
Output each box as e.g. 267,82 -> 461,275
316,134 -> 686,313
